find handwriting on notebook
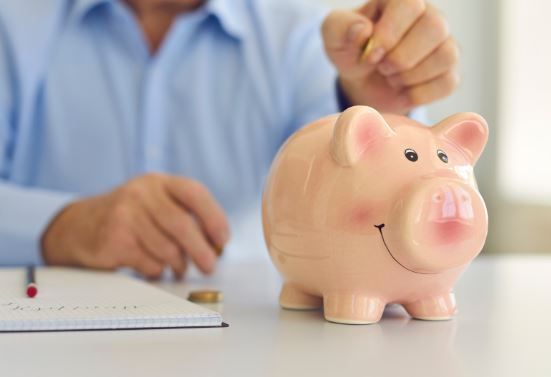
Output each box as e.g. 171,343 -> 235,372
1,301 -> 140,312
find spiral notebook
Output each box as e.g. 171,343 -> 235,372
0,268 -> 225,332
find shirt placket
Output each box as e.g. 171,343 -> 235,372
139,12 -> 208,174
141,60 -> 166,173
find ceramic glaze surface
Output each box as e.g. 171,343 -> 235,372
262,106 -> 489,324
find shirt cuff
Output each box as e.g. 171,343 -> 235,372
336,79 -> 353,111
0,183 -> 76,266
336,79 -> 427,123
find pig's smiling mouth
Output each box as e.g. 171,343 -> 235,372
374,224 -> 435,275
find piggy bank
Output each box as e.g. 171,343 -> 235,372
262,106 -> 488,324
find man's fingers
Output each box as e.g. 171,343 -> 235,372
377,5 -> 450,76
356,0 -> 381,21
134,254 -> 165,280
179,255 -> 189,279
386,37 -> 458,89
322,10 -> 377,80
143,193 -> 218,274
121,244 -> 165,279
322,10 -> 373,51
405,70 -> 459,106
164,210 -> 217,275
133,212 -> 186,279
363,0 -> 426,64
164,177 -> 229,249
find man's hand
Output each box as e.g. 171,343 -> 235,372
41,173 -> 230,279
322,0 -> 459,114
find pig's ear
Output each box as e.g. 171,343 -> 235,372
435,113 -> 489,164
331,106 -> 395,166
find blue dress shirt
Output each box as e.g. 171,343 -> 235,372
0,0 -> 343,265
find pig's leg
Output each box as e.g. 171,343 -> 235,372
403,292 -> 456,320
323,293 -> 385,324
279,282 -> 322,310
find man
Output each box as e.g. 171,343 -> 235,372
0,0 -> 458,278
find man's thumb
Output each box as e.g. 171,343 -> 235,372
322,10 -> 373,51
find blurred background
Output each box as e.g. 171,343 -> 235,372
309,0 -> 551,254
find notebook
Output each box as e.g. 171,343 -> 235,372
0,267 -> 225,332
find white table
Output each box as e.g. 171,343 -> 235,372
2,255 -> 550,377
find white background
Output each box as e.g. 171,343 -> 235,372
498,0 -> 551,204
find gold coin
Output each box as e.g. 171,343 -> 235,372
215,246 -> 224,257
188,290 -> 223,303
360,38 -> 374,62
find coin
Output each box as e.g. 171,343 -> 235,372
188,290 -> 223,303
215,246 -> 224,257
360,38 -> 375,62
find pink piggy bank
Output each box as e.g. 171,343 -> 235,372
262,106 -> 488,324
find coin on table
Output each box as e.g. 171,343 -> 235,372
215,246 -> 224,257
188,290 -> 223,303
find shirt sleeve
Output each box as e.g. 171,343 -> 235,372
0,26 -> 75,267
281,10 -> 340,137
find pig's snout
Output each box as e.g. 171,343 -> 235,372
384,180 -> 488,273
430,185 -> 474,222
426,185 -> 476,246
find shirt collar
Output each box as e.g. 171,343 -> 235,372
72,0 -> 247,40
205,0 -> 247,40
72,0 -> 113,21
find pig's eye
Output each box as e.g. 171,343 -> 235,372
404,148 -> 418,162
437,149 -> 448,163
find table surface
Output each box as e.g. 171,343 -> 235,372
1,255 -> 550,377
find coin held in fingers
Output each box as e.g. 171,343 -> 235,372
215,246 -> 224,257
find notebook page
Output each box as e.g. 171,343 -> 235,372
0,268 -> 223,331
